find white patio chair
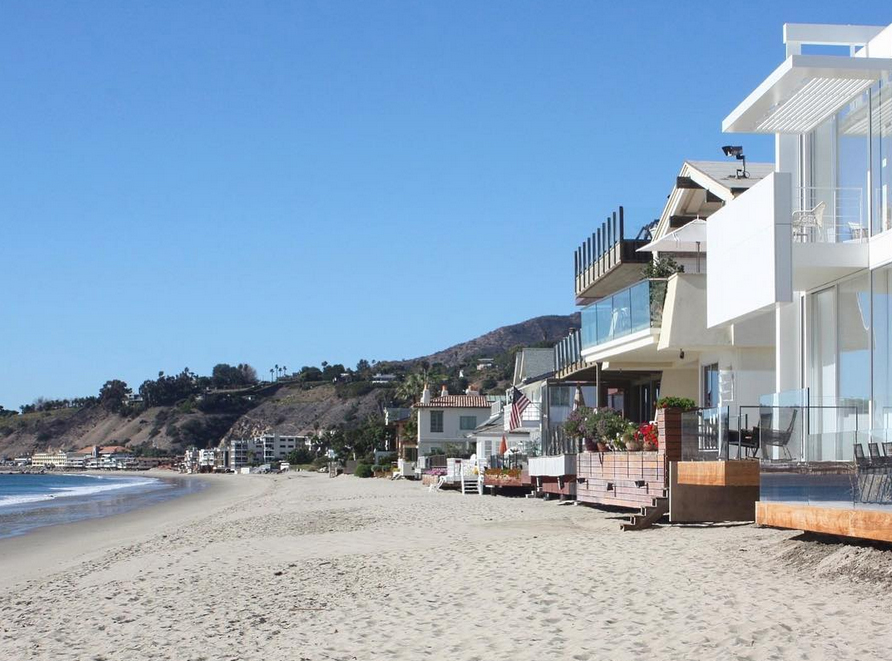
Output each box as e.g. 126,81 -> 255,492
792,201 -> 826,242
848,222 -> 867,240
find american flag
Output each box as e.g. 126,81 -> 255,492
509,387 -> 531,430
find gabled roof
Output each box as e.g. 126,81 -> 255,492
652,160 -> 774,241
512,348 -> 555,385
413,395 -> 492,409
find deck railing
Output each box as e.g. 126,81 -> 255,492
792,186 -> 866,243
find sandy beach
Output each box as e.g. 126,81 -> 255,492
1,473 -> 891,660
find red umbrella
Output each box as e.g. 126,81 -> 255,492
499,436 -> 508,455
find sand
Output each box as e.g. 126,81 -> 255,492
1,472 -> 891,660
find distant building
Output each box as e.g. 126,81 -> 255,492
228,434 -> 306,470
476,358 -> 495,371
372,374 -> 397,384
31,451 -> 89,469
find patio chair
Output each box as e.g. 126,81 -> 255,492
854,443 -> 882,503
758,408 -> 798,460
792,201 -> 826,243
882,441 -> 892,457
848,222 -> 867,240
728,427 -> 760,459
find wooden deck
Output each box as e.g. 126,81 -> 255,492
677,460 -> 760,487
756,502 -> 892,543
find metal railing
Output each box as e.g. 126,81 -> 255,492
792,186 -> 866,244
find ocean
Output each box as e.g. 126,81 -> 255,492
0,472 -> 204,539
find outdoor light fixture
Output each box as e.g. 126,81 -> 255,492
679,349 -> 685,360
722,145 -> 748,179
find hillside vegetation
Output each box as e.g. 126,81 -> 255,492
0,313 -> 578,458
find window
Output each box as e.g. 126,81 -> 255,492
430,411 -> 443,433
703,364 -> 719,408
459,416 -> 477,430
549,387 -> 570,407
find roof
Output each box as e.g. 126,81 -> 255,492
723,53 -> 892,134
652,160 -> 774,240
512,348 -> 555,385
77,445 -> 129,455
684,161 -> 775,194
413,395 -> 492,409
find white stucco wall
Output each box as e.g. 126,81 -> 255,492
707,172 -> 793,328
660,368 -> 698,403
417,407 -> 490,455
658,273 -> 731,350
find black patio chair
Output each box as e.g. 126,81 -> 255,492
759,408 -> 798,460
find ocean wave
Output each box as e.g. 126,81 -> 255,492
0,476 -> 161,509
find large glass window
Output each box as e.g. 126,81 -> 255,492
871,75 -> 892,235
459,416 -> 477,431
873,265 -> 892,430
429,411 -> 443,433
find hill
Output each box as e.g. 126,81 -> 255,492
409,313 -> 580,367
0,312 -> 579,458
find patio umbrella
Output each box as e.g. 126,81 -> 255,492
637,218 -> 707,273
499,436 -> 508,454
573,385 -> 586,411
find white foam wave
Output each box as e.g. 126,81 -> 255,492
0,476 -> 160,509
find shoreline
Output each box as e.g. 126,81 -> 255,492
0,472 -> 267,590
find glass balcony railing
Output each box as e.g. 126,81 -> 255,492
580,279 -> 668,350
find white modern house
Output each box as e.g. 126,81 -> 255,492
706,21 -> 892,541
413,385 -> 493,474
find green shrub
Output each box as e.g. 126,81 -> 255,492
354,463 -> 373,478
656,396 -> 696,411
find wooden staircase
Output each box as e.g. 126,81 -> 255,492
460,477 -> 481,495
621,495 -> 669,531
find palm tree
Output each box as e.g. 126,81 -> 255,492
269,368 -> 274,382
275,364 -> 280,380
282,365 -> 288,379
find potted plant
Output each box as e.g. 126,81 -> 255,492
585,407 -> 626,452
635,422 -> 659,451
624,421 -> 642,451
655,396 -> 696,411
562,406 -> 593,450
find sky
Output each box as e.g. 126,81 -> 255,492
1,1 -> 889,409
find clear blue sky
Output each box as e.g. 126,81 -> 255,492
1,1 -> 888,409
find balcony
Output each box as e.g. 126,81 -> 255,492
792,186 -> 866,244
707,172 -> 869,329
574,207 -> 651,305
580,279 -> 667,355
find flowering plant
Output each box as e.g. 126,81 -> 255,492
562,406 -> 592,439
634,423 -> 658,449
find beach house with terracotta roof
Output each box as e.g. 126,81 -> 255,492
413,385 -> 492,475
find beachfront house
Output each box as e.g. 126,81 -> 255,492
413,385 -> 492,477
473,347 -> 598,496
704,21 -> 892,541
